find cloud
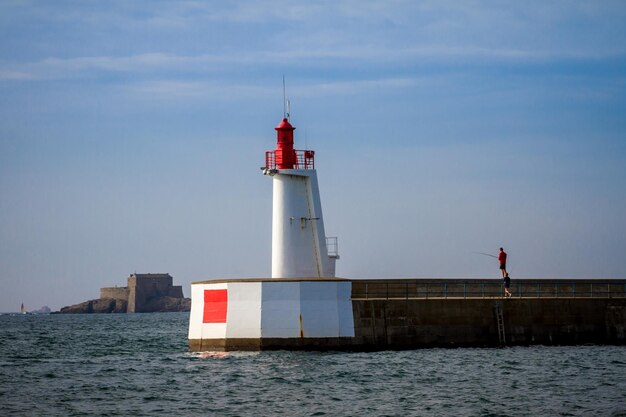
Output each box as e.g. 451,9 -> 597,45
293,78 -> 420,96
128,80 -> 273,100
40,53 -> 197,72
269,44 -> 626,62
0,53 -> 228,81
127,77 -> 422,101
2,44 -> 624,83
0,71 -> 36,81
2,1 -> 625,83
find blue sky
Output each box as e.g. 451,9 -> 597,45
1,1 -> 625,312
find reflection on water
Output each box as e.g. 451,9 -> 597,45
198,351 -> 230,359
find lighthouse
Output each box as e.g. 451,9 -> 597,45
188,113 -> 354,351
263,117 -> 338,278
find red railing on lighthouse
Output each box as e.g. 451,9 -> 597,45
265,149 -> 315,170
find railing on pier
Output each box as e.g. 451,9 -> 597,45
265,150 -> 315,170
351,279 -> 626,300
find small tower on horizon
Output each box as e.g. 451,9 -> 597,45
263,116 -> 338,278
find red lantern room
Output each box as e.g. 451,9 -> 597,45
274,118 -> 296,169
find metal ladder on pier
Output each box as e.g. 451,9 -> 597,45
494,301 -> 506,345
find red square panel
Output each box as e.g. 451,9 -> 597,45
203,289 -> 228,323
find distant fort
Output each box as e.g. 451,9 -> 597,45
100,273 -> 185,312
59,273 -> 190,314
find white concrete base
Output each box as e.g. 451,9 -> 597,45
188,278 -> 354,350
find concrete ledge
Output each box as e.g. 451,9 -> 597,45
351,279 -> 626,299
189,337 -> 356,352
192,277 -> 351,285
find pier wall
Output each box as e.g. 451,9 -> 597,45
352,298 -> 626,348
188,278 -> 626,351
350,279 -> 626,348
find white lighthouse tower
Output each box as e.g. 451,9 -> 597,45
263,117 -> 338,278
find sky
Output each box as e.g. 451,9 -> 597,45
1,0 -> 626,312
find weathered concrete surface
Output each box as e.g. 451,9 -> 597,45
351,298 -> 626,349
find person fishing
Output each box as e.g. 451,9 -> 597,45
498,247 -> 507,278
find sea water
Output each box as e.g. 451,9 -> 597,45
1,313 -> 625,416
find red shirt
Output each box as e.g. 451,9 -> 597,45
498,251 -> 507,264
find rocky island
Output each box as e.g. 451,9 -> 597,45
58,273 -> 190,314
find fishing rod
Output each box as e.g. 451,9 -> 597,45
472,252 -> 498,259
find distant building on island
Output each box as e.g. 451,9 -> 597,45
59,273 -> 189,314
100,273 -> 184,313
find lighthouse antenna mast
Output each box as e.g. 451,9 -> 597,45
282,75 -> 286,119
282,75 -> 291,120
